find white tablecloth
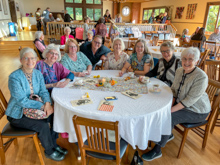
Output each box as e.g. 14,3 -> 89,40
148,46 -> 185,59
52,70 -> 172,150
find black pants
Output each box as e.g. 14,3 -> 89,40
37,21 -> 41,31
156,108 -> 209,147
7,114 -> 58,155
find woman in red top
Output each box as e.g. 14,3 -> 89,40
60,27 -> 74,45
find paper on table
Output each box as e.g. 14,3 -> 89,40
121,90 -> 142,99
71,98 -> 93,107
98,100 -> 114,110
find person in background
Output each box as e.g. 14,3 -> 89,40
104,9 -> 111,23
104,38 -> 129,70
115,13 -> 122,23
180,29 -> 190,43
64,10 -> 73,22
61,39 -> 92,77
49,13 -> 55,22
80,35 -> 111,68
208,27 -> 220,42
83,17 -> 90,40
85,30 -> 93,42
34,31 -> 47,59
6,47 -> 68,161
155,13 -> 163,23
35,8 -> 41,31
191,27 -> 206,52
42,7 -> 50,35
142,47 -> 210,161
56,14 -> 64,22
119,39 -> 153,76
148,12 -> 155,24
139,41 -> 181,87
95,17 -> 107,43
35,44 -> 74,93
161,12 -> 167,24
109,19 -> 119,41
191,27 -> 200,38
60,27 -> 74,45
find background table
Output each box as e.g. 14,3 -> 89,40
52,70 -> 172,150
148,46 -> 185,59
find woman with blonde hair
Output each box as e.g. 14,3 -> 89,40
56,14 -> 64,22
61,38 -> 92,77
119,39 -> 153,76
180,28 -> 189,43
104,38 -> 129,70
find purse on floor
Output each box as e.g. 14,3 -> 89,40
130,150 -> 143,165
23,94 -> 48,120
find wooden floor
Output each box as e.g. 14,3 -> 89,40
0,33 -> 220,165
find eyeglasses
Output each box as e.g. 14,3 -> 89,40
161,50 -> 170,54
49,51 -> 59,56
23,57 -> 36,61
182,58 -> 194,62
93,41 -> 102,45
69,46 -> 77,49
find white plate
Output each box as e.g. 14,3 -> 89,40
149,88 -> 161,93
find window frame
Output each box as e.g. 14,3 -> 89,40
142,6 -> 167,22
64,0 -> 103,21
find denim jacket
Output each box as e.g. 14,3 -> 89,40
6,69 -> 51,119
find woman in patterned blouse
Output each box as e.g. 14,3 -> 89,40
104,38 -> 129,70
61,38 -> 92,77
119,39 -> 153,76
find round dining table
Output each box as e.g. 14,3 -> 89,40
147,46 -> 185,59
52,70 -> 172,150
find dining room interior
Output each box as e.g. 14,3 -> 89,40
0,0 -> 220,165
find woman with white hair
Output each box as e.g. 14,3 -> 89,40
180,28 -> 189,43
6,47 -> 67,161
104,38 -> 129,70
35,44 -> 74,93
85,30 -> 93,42
142,47 -> 211,161
60,26 -> 74,45
34,31 -> 47,59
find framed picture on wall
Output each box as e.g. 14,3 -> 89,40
2,0 -> 8,15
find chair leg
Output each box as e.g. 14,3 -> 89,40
13,138 -> 18,146
33,134 -> 45,165
202,125 -> 210,148
81,150 -> 86,165
177,128 -> 189,158
210,109 -> 219,134
124,145 -> 129,164
0,135 -> 6,164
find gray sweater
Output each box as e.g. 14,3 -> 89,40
171,67 -> 211,114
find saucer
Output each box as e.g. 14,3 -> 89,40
149,88 -> 161,93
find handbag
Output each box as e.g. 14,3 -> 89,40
130,151 -> 143,165
23,94 -> 48,120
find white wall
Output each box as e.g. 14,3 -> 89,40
141,0 -> 220,35
0,0 -> 11,37
103,1 -> 113,16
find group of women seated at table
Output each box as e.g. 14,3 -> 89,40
6,35 -> 211,162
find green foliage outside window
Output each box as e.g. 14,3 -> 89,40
75,8 -> 83,20
206,5 -> 219,32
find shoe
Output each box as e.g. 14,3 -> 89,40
45,150 -> 65,161
55,146 -> 68,155
167,134 -> 174,143
142,148 -> 162,161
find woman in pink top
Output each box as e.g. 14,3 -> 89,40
60,27 -> 74,45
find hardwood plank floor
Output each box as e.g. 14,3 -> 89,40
0,36 -> 220,164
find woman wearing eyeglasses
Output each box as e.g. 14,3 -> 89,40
61,38 -> 92,77
6,47 -> 68,161
139,41 -> 181,87
35,44 -> 74,93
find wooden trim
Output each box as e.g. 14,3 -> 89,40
172,22 -> 203,24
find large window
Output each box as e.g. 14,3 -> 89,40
65,0 -> 103,21
143,7 -> 166,22
204,2 -> 220,33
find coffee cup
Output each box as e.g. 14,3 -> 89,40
153,84 -> 159,91
142,77 -> 150,83
128,72 -> 134,78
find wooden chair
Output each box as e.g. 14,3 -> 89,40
33,43 -> 43,60
104,37 -> 111,49
210,108 -> 220,134
204,60 -> 220,82
152,36 -> 159,46
72,115 -> 129,165
174,79 -> 220,158
145,35 -> 152,41
205,41 -> 218,57
190,40 -> 203,50
181,41 -> 191,47
197,49 -> 210,70
125,37 -> 138,54
95,60 -> 105,70
0,89 -> 45,165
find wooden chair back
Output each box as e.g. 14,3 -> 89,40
95,60 -> 105,70
104,37 -> 111,48
205,41 -> 218,57
0,89 -> 7,120
152,36 -> 159,46
190,40 -> 202,49
33,43 -> 43,60
197,49 -> 210,70
73,115 -> 121,164
204,60 -> 220,82
145,35 -> 151,41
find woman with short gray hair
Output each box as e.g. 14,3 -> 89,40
60,26 -> 74,45
34,31 -> 47,59
139,41 -> 181,86
35,44 -> 74,92
142,47 -> 211,161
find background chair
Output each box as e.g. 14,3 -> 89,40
152,36 -> 159,46
197,49 -> 210,70
174,79 -> 220,158
125,37 -> 138,54
104,37 -> 111,49
72,115 -> 128,165
0,89 -> 45,165
204,60 -> 220,82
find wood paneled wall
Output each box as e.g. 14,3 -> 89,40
131,3 -> 141,23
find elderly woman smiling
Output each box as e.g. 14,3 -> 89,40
35,44 -> 74,92
104,38 -> 129,70
61,38 -> 92,77
34,31 -> 47,59
139,41 -> 181,86
6,48 -> 67,161
60,26 -> 74,45
142,47 -> 211,161
119,39 -> 153,76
